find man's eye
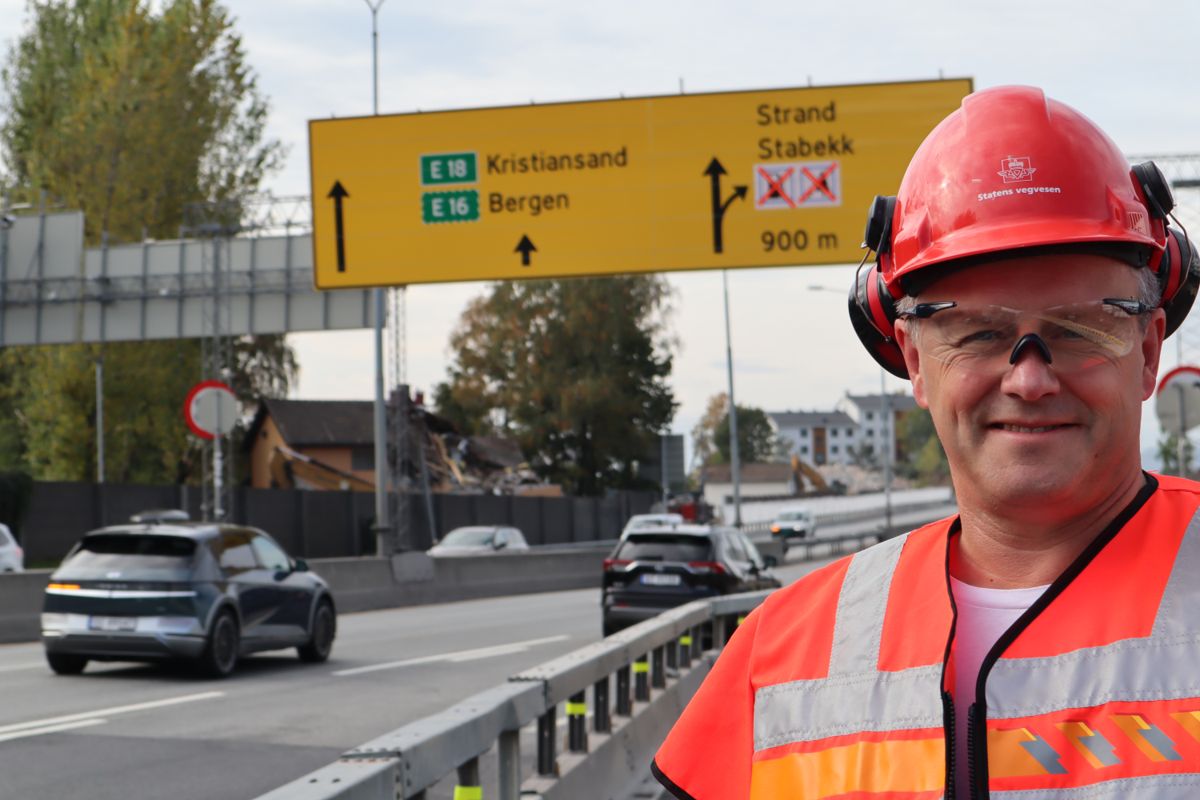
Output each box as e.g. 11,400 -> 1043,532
957,328 -> 1003,345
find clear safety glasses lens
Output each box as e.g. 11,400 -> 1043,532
899,299 -> 1148,373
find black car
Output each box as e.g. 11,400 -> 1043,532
601,525 -> 781,636
41,514 -> 336,677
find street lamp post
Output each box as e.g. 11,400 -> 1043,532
807,284 -> 893,532
364,0 -> 392,555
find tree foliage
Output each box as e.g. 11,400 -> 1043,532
690,392 -> 727,471
434,276 -> 677,496
0,0 -> 293,484
895,406 -> 950,485
2,0 -> 284,242
713,404 -> 779,464
1157,432 -> 1194,478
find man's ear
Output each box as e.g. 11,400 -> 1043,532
1141,308 -> 1167,401
894,320 -> 928,409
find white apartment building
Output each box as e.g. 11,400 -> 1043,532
768,410 -> 860,466
768,392 -> 919,468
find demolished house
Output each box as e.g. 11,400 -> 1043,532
244,395 -> 559,496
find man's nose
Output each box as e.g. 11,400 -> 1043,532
1002,334 -> 1060,400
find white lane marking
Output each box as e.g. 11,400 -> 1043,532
0,662 -> 46,674
0,690 -> 224,737
0,718 -> 107,743
334,634 -> 570,677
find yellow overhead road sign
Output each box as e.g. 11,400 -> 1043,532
309,78 -> 972,289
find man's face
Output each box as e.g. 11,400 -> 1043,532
894,254 -> 1165,515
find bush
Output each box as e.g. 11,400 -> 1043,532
0,471 -> 33,539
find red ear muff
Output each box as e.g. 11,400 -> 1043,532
1162,226 -> 1199,338
850,195 -> 908,378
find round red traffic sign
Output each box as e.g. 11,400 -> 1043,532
1156,366 -> 1200,437
184,380 -> 238,440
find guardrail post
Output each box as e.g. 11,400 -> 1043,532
456,757 -> 481,800
679,631 -> 692,669
567,690 -> 588,753
691,625 -> 702,659
498,729 -> 521,800
651,646 -> 666,689
616,664 -> 632,716
593,675 -> 611,733
666,636 -> 678,671
634,656 -> 650,702
537,707 -> 557,776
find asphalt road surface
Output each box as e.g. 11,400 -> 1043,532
0,521 -> 924,800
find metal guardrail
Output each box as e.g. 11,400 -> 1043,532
254,591 -> 771,800
253,517 -> 910,800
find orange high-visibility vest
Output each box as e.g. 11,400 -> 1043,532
653,474 -> 1200,799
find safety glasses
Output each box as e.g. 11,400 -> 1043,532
897,298 -> 1152,373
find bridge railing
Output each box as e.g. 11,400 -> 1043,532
253,590 -> 772,800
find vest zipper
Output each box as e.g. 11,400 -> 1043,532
967,702 -> 983,800
942,690 -> 957,800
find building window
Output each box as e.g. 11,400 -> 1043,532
831,428 -> 838,438
351,446 -> 375,471
867,428 -> 874,437
800,429 -> 808,437
800,445 -> 808,455
866,411 -> 874,421
831,445 -> 839,454
845,428 -> 853,436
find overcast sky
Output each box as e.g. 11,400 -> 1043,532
2,0 -> 1198,465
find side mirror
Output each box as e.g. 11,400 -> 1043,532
293,558 -> 309,572
493,540 -> 508,550
761,556 -> 778,568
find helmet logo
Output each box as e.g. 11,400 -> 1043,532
998,156 -> 1037,183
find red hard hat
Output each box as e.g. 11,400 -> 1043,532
882,85 -> 1162,293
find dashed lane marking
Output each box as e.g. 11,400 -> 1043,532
333,634 -> 570,677
0,690 -> 225,743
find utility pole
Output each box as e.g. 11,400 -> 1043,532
364,0 -> 392,555
723,271 -> 742,528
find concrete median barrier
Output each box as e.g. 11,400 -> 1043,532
0,546 -> 613,643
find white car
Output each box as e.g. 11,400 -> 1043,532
769,507 -> 817,550
620,513 -> 684,538
0,523 -> 24,573
428,526 -> 530,556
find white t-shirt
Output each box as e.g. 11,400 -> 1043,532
950,577 -> 1048,794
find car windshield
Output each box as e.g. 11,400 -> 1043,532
56,533 -> 197,581
0,525 -> 13,546
615,534 -> 711,563
439,527 -> 496,547
778,510 -> 809,521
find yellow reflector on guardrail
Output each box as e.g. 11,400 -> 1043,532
454,786 -> 482,800
566,702 -> 587,716
633,661 -> 649,674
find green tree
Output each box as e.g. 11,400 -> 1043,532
1157,432 -> 1194,477
0,0 -> 292,484
714,404 -> 779,464
690,392 -> 727,471
895,406 -> 950,485
435,276 -> 677,496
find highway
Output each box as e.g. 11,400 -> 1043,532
0,509 -> 956,800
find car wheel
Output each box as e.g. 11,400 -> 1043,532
298,600 -> 336,663
199,610 -> 239,678
46,652 -> 88,675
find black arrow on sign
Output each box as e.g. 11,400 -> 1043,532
515,235 -> 537,267
703,158 -> 748,254
327,181 -> 349,272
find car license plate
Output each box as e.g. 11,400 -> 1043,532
641,573 -> 681,586
89,616 -> 137,632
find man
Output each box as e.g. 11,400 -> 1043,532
652,85 -> 1200,799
